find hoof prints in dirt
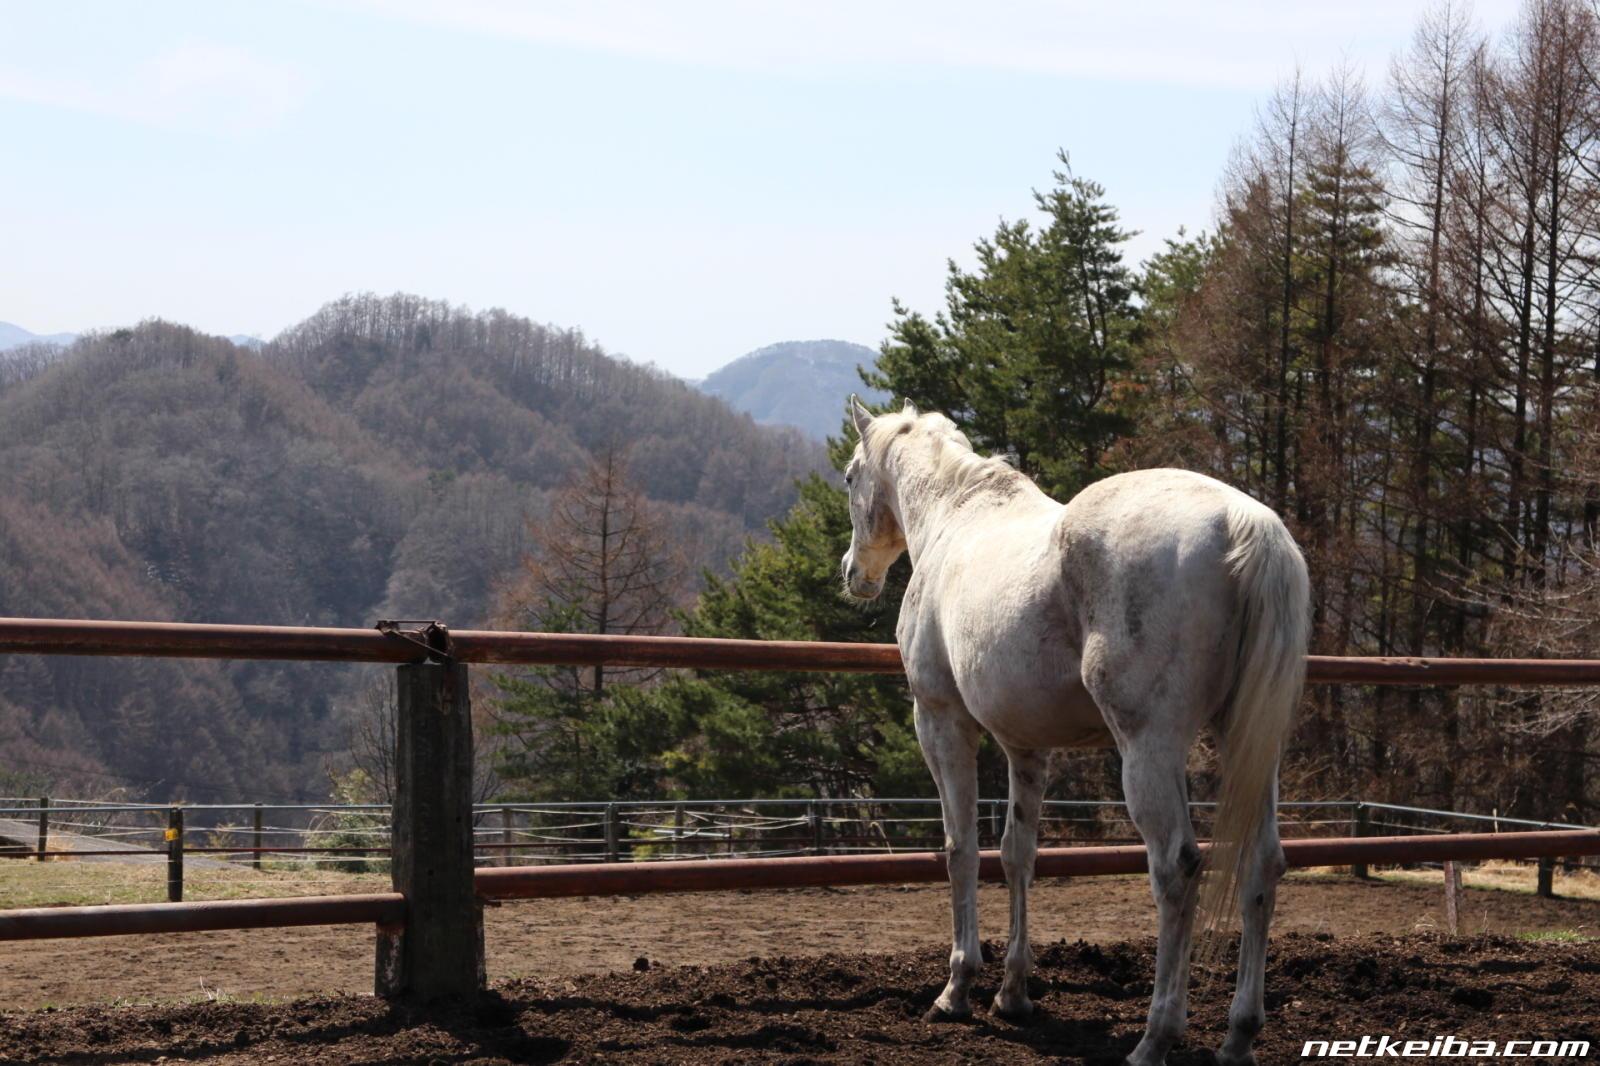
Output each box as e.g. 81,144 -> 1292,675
2,934 -> 1597,1064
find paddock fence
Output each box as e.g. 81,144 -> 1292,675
2,798 -> 1592,902
1,615 -> 1598,999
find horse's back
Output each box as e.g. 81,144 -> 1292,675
905,468 -> 1256,750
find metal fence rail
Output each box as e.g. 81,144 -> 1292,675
3,616 -> 1600,684
3,828 -> 1597,942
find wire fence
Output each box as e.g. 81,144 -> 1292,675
1,796 -> 1593,908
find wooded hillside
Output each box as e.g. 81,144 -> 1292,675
0,294 -> 825,800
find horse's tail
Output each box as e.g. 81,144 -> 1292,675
1196,497 -> 1309,950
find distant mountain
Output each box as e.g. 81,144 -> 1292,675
1,323 -> 263,353
0,322 -> 77,351
0,294 -> 827,801
698,340 -> 890,440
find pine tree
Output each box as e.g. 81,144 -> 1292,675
869,153 -> 1141,498
614,475 -> 941,798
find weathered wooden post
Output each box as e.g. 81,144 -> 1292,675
604,803 -> 619,863
252,803 -> 264,871
1350,802 -> 1369,880
375,622 -> 485,1000
166,807 -> 184,902
809,801 -> 823,856
672,802 -> 684,859
1537,856 -> 1556,898
1443,860 -> 1462,935
35,796 -> 48,862
500,805 -> 514,868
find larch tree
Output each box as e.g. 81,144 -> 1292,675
490,448 -> 685,800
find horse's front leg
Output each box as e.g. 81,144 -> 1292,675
914,699 -> 982,1021
994,746 -> 1048,1020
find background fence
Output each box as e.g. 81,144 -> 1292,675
3,796 -> 1592,905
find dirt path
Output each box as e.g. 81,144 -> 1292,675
2,873 -> 1597,1009
3,932 -> 1597,1064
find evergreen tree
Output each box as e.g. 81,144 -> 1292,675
618,475 -> 936,798
869,152 -> 1142,498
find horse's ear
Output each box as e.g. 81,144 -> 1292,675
901,399 -> 919,418
849,395 -> 873,437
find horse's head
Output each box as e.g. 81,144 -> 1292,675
841,395 -> 910,600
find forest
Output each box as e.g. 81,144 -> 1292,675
4,0 -> 1599,825
511,0 -> 1600,826
0,296 -> 825,800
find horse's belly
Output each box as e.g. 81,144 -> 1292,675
974,676 -> 1112,751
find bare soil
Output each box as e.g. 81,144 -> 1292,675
3,872 -> 1599,1010
2,932 -> 1597,1064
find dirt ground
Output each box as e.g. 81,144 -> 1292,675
1,872 -> 1598,1011
1,932 -> 1597,1064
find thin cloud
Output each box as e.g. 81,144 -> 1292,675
334,0 -> 1512,89
0,40 -> 309,133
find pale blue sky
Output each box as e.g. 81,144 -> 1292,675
2,1 -> 1518,378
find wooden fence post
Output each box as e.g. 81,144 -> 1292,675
809,801 -> 823,856
36,796 -> 48,862
1351,803 -> 1369,880
1443,860 -> 1462,935
375,655 -> 485,1000
604,804 -> 619,863
1537,856 -> 1556,898
500,805 -> 514,868
166,808 -> 184,903
252,803 -> 264,871
672,802 -> 684,859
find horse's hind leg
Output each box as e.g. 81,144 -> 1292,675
1216,779 -> 1285,1066
1121,740 -> 1202,1066
993,746 -> 1048,1020
914,698 -> 983,1021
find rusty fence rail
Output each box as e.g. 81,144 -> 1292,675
3,615 -> 1600,685
1,614 -> 1598,999
2,828 -> 1598,943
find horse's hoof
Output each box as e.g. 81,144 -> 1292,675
922,1004 -> 972,1024
989,997 -> 1034,1022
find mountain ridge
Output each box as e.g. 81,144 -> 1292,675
0,321 -> 264,352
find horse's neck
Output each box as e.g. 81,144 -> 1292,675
888,459 -> 971,565
889,449 -> 1049,565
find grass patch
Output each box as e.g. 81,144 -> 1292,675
1517,929 -> 1594,943
0,858 -> 386,908
1369,860 -> 1600,902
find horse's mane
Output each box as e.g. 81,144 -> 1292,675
862,406 -> 1024,498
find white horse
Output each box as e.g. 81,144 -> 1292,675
842,399 -> 1309,1066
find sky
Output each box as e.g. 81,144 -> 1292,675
1,0 -> 1522,379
